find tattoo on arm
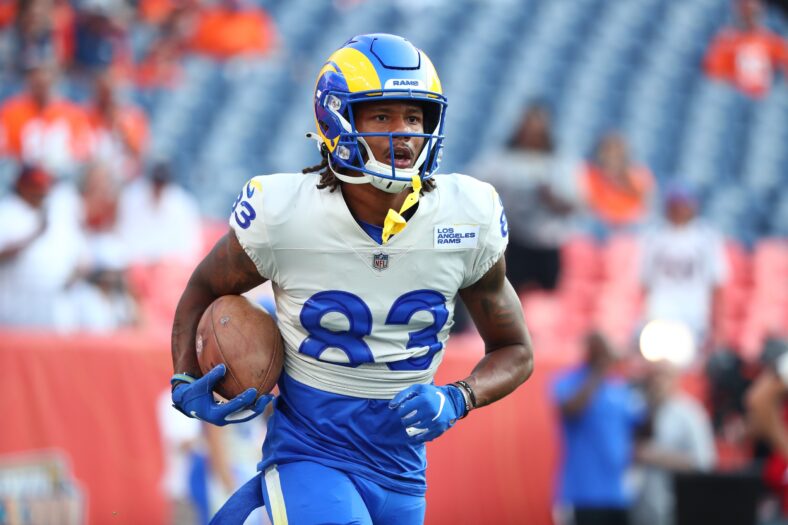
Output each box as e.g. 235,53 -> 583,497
171,230 -> 265,375
458,256 -> 534,406
201,229 -> 264,296
462,256 -> 525,347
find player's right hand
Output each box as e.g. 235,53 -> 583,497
171,364 -> 273,426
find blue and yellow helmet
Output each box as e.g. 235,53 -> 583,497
312,33 -> 447,193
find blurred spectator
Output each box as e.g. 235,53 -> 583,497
81,160 -> 119,234
745,342 -> 788,519
117,161 -> 202,265
67,239 -> 137,331
134,2 -> 194,89
578,132 -> 655,239
203,419 -> 270,524
0,59 -> 93,178
135,25 -> 186,89
138,0 -> 196,26
0,164 -> 86,329
7,0 -> 75,74
639,184 -> 728,349
0,0 -> 15,28
704,0 -> 788,98
553,331 -> 646,525
631,360 -> 717,525
72,0 -> 131,74
69,162 -> 137,331
87,68 -> 149,181
158,390 -> 271,525
157,389 -> 202,525
706,348 -> 751,443
187,0 -> 276,60
471,103 -> 579,293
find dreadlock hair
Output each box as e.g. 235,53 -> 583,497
302,148 -> 437,194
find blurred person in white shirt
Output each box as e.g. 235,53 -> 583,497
157,389 -> 202,525
117,161 -> 202,265
471,103 -> 580,293
632,360 -> 717,525
68,161 -> 137,331
640,184 -> 728,348
0,163 -> 87,329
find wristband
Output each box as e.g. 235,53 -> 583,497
453,380 -> 477,414
170,373 -> 197,392
452,381 -> 476,419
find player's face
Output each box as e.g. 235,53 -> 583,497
354,101 -> 425,170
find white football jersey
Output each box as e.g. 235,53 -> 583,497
230,172 -> 507,399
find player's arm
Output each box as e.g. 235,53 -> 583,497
170,229 -> 269,425
171,229 -> 266,376
457,255 -> 534,408
390,256 -> 533,443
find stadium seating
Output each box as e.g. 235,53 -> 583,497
0,0 -> 785,353
137,0 -> 787,247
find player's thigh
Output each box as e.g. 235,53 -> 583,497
351,474 -> 425,525
262,461 -> 373,525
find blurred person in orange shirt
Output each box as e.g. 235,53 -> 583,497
0,59 -> 94,177
579,132 -> 655,239
135,34 -> 184,89
87,68 -> 149,181
704,0 -> 788,98
135,3 -> 195,89
187,0 -> 276,60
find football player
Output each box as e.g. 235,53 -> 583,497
170,33 -> 534,524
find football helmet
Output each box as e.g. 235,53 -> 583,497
311,33 -> 447,193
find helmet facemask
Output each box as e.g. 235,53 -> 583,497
318,89 -> 446,194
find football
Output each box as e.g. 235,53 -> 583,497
196,295 -> 284,400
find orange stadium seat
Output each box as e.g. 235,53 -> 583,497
560,235 -> 602,283
600,234 -> 641,286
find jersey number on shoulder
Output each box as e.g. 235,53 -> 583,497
231,181 -> 259,229
299,290 -> 448,371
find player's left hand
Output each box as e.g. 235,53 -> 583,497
389,383 -> 467,443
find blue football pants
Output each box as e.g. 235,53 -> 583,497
210,461 -> 425,524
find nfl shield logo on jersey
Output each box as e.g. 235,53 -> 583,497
372,252 -> 389,271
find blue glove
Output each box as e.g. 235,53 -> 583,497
171,364 -> 273,426
389,383 -> 467,443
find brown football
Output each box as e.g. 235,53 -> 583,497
196,295 -> 284,400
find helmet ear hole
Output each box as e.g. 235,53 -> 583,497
420,101 -> 441,135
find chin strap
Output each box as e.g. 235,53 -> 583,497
382,175 -> 422,244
